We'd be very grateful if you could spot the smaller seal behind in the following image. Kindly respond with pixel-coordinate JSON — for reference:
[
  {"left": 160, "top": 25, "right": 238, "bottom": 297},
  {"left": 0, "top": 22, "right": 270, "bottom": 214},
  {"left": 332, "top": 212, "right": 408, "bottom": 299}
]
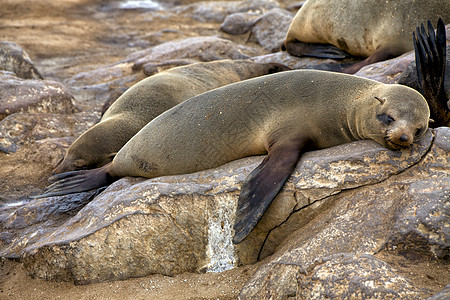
[{"left": 53, "top": 59, "right": 289, "bottom": 174}]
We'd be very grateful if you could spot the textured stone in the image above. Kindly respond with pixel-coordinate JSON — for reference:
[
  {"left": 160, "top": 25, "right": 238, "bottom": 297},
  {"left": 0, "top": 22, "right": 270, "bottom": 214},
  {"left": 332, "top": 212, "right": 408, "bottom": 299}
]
[
  {"left": 174, "top": 0, "right": 279, "bottom": 23},
  {"left": 0, "top": 112, "right": 99, "bottom": 153},
  {"left": 354, "top": 51, "right": 415, "bottom": 84},
  {"left": 0, "top": 41, "right": 43, "bottom": 80},
  {"left": 129, "top": 36, "right": 262, "bottom": 72},
  {"left": 238, "top": 128, "right": 449, "bottom": 299},
  {"left": 296, "top": 253, "right": 421, "bottom": 299},
  {"left": 0, "top": 73, "right": 77, "bottom": 120},
  {"left": 0, "top": 129, "right": 437, "bottom": 285},
  {"left": 426, "top": 285, "right": 450, "bottom": 300},
  {"left": 250, "top": 8, "right": 294, "bottom": 52},
  {"left": 220, "top": 12, "right": 261, "bottom": 35}
]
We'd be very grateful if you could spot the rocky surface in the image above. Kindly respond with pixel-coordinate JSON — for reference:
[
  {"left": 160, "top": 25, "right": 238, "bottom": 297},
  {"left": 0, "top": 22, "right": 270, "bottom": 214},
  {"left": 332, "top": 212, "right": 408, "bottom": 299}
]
[
  {"left": 239, "top": 127, "right": 449, "bottom": 299},
  {"left": 0, "top": 41, "right": 43, "bottom": 80},
  {"left": 0, "top": 130, "right": 435, "bottom": 284},
  {"left": 0, "top": 0, "right": 448, "bottom": 299}
]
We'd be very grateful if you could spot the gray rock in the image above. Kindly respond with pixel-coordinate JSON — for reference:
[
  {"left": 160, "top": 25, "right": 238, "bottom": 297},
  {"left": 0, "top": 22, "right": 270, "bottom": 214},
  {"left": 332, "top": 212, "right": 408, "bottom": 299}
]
[
  {"left": 296, "top": 253, "right": 421, "bottom": 299},
  {"left": 220, "top": 12, "right": 261, "bottom": 35},
  {"left": 220, "top": 8, "right": 294, "bottom": 53},
  {"left": 354, "top": 51, "right": 415, "bottom": 84},
  {"left": 252, "top": 51, "right": 352, "bottom": 71},
  {"left": 0, "top": 73, "right": 77, "bottom": 121},
  {"left": 238, "top": 128, "right": 449, "bottom": 299},
  {"left": 0, "top": 128, "right": 439, "bottom": 285},
  {"left": 174, "top": 0, "right": 280, "bottom": 23},
  {"left": 250, "top": 8, "right": 294, "bottom": 52},
  {"left": 0, "top": 41, "right": 43, "bottom": 80},
  {"left": 426, "top": 285, "right": 450, "bottom": 300},
  {"left": 128, "top": 36, "right": 262, "bottom": 71},
  {"left": 0, "top": 112, "right": 99, "bottom": 154},
  {"left": 0, "top": 137, "right": 75, "bottom": 201}
]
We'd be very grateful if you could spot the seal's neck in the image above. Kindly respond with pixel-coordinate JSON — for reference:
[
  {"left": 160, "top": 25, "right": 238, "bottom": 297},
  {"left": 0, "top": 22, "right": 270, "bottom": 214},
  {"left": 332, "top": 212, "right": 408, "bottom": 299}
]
[{"left": 347, "top": 87, "right": 378, "bottom": 141}]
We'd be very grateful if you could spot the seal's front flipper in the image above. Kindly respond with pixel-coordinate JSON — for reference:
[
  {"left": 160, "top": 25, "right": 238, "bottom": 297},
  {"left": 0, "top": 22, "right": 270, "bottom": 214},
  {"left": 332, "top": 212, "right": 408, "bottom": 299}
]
[
  {"left": 284, "top": 41, "right": 350, "bottom": 59},
  {"left": 414, "top": 18, "right": 449, "bottom": 126},
  {"left": 31, "top": 164, "right": 115, "bottom": 199},
  {"left": 233, "top": 136, "right": 313, "bottom": 244}
]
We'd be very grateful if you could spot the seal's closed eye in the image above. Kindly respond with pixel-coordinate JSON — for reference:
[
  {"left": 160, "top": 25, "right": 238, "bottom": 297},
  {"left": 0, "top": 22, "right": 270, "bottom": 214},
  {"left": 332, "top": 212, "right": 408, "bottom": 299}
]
[
  {"left": 415, "top": 128, "right": 424, "bottom": 137},
  {"left": 377, "top": 113, "right": 395, "bottom": 125}
]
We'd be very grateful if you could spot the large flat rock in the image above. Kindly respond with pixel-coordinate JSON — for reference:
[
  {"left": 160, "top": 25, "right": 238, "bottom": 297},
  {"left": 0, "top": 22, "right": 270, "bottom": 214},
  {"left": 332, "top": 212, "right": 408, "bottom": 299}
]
[{"left": 0, "top": 128, "right": 439, "bottom": 285}]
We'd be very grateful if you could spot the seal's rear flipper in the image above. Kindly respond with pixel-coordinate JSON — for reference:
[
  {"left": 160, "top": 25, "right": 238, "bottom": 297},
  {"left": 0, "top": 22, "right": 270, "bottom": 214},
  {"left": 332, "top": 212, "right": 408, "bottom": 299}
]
[
  {"left": 284, "top": 41, "right": 350, "bottom": 59},
  {"left": 232, "top": 136, "right": 313, "bottom": 244},
  {"left": 31, "top": 164, "right": 114, "bottom": 199},
  {"left": 414, "top": 17, "right": 450, "bottom": 126},
  {"left": 341, "top": 47, "right": 403, "bottom": 74}
]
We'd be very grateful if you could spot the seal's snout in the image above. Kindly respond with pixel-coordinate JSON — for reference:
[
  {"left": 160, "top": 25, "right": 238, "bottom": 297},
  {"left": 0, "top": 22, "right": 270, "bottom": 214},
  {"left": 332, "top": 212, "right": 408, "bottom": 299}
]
[
  {"left": 399, "top": 134, "right": 410, "bottom": 143},
  {"left": 394, "top": 132, "right": 413, "bottom": 147},
  {"left": 385, "top": 128, "right": 414, "bottom": 149}
]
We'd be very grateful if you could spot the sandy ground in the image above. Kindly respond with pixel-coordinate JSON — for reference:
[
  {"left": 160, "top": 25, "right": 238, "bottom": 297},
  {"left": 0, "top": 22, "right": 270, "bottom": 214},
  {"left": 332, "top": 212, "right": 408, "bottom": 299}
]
[{"left": 0, "top": 258, "right": 261, "bottom": 300}]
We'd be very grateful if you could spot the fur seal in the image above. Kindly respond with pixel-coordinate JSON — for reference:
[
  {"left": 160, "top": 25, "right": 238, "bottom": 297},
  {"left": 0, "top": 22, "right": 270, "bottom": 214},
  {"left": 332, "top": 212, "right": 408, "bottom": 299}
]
[
  {"left": 37, "top": 70, "right": 430, "bottom": 244},
  {"left": 53, "top": 59, "right": 288, "bottom": 174},
  {"left": 284, "top": 0, "right": 450, "bottom": 73}
]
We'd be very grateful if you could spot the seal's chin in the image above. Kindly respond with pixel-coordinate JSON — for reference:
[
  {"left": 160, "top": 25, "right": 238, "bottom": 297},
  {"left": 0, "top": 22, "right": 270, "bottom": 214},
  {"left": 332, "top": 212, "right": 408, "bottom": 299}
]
[
  {"left": 384, "top": 139, "right": 404, "bottom": 150},
  {"left": 383, "top": 135, "right": 412, "bottom": 150}
]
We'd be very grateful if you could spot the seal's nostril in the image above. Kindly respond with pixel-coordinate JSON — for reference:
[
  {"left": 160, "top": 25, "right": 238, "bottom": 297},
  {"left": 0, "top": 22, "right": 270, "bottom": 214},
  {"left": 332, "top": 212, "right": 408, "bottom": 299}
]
[{"left": 400, "top": 134, "right": 409, "bottom": 142}]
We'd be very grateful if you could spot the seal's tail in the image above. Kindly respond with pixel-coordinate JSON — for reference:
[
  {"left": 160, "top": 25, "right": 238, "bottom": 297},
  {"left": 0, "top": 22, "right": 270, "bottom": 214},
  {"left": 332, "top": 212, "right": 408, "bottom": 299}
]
[{"left": 32, "top": 164, "right": 114, "bottom": 198}]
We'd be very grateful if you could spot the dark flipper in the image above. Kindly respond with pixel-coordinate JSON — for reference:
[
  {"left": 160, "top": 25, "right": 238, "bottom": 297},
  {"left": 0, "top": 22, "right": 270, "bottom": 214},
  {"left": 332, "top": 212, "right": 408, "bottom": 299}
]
[
  {"left": 31, "top": 164, "right": 115, "bottom": 198},
  {"left": 414, "top": 18, "right": 450, "bottom": 126},
  {"left": 233, "top": 136, "right": 313, "bottom": 244},
  {"left": 341, "top": 47, "right": 402, "bottom": 74},
  {"left": 284, "top": 41, "right": 350, "bottom": 59}
]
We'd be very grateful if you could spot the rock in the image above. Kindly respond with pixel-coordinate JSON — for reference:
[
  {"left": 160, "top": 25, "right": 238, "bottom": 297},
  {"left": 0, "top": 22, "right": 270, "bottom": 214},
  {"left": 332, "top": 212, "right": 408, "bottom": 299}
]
[
  {"left": 0, "top": 73, "right": 77, "bottom": 121},
  {"left": 220, "top": 8, "right": 294, "bottom": 53},
  {"left": 0, "top": 41, "right": 43, "bottom": 80},
  {"left": 0, "top": 128, "right": 440, "bottom": 285},
  {"left": 250, "top": 8, "right": 294, "bottom": 52},
  {"left": 383, "top": 127, "right": 450, "bottom": 260},
  {"left": 238, "top": 128, "right": 449, "bottom": 299},
  {"left": 354, "top": 51, "right": 415, "bottom": 84},
  {"left": 427, "top": 285, "right": 450, "bottom": 300},
  {"left": 252, "top": 51, "right": 347, "bottom": 70},
  {"left": 0, "top": 137, "right": 75, "bottom": 201},
  {"left": 296, "top": 254, "right": 421, "bottom": 299},
  {"left": 220, "top": 12, "right": 261, "bottom": 35},
  {"left": 174, "top": 0, "right": 280, "bottom": 23},
  {"left": 0, "top": 112, "right": 99, "bottom": 200},
  {"left": 128, "top": 36, "right": 263, "bottom": 72},
  {"left": 0, "top": 112, "right": 99, "bottom": 154}
]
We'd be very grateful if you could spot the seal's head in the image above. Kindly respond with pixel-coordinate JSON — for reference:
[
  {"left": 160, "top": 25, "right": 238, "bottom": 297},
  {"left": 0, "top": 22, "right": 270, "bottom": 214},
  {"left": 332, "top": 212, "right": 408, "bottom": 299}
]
[{"left": 364, "top": 85, "right": 430, "bottom": 150}]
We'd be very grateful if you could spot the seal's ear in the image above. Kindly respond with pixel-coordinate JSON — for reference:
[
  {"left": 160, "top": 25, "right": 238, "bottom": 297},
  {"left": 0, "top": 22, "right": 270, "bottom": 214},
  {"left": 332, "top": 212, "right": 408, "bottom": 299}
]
[
  {"left": 374, "top": 97, "right": 386, "bottom": 104},
  {"left": 107, "top": 152, "right": 118, "bottom": 159}
]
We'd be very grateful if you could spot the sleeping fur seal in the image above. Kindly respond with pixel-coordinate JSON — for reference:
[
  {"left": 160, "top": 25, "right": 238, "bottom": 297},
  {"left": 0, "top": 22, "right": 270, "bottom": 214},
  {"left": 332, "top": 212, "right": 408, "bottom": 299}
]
[
  {"left": 36, "top": 70, "right": 430, "bottom": 244},
  {"left": 284, "top": 0, "right": 450, "bottom": 73},
  {"left": 53, "top": 59, "right": 288, "bottom": 174}
]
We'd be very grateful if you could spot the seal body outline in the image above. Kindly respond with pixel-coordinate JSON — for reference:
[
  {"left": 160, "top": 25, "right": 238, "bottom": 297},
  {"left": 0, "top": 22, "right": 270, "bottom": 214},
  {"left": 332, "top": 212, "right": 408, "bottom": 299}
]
[{"left": 38, "top": 70, "right": 430, "bottom": 243}]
